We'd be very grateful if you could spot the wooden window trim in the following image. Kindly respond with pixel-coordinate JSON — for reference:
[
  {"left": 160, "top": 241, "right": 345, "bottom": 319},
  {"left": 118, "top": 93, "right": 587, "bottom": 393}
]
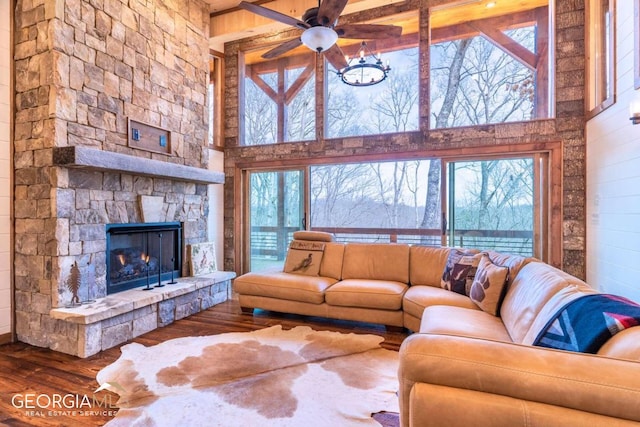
[
  {"left": 210, "top": 49, "right": 224, "bottom": 151},
  {"left": 586, "top": 0, "right": 616, "bottom": 119}
]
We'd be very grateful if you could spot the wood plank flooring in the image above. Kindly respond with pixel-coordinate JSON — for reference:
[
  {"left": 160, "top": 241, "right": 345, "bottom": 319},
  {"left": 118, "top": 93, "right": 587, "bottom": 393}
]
[{"left": 0, "top": 298, "right": 409, "bottom": 426}]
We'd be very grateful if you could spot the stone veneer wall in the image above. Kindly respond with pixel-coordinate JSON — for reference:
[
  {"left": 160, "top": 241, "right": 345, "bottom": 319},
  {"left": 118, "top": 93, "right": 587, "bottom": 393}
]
[
  {"left": 13, "top": 0, "right": 212, "bottom": 351},
  {"left": 222, "top": 0, "right": 587, "bottom": 279}
]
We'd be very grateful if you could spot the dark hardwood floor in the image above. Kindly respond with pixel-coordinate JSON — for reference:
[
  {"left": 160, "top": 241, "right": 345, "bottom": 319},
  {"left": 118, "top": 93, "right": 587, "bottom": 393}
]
[{"left": 0, "top": 297, "right": 409, "bottom": 426}]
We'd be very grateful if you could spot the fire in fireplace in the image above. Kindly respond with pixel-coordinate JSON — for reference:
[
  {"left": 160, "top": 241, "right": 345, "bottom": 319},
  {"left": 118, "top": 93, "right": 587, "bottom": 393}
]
[{"left": 106, "top": 222, "right": 182, "bottom": 294}]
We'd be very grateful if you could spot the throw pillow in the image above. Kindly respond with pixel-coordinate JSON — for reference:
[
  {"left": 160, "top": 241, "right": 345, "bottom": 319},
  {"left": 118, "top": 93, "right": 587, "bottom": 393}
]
[
  {"left": 441, "top": 249, "right": 481, "bottom": 295},
  {"left": 469, "top": 254, "right": 509, "bottom": 316},
  {"left": 283, "top": 240, "right": 325, "bottom": 276}
]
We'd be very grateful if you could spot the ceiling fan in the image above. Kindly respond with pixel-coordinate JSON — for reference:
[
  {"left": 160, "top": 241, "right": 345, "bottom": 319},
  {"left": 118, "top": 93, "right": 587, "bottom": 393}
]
[{"left": 238, "top": 0, "right": 403, "bottom": 70}]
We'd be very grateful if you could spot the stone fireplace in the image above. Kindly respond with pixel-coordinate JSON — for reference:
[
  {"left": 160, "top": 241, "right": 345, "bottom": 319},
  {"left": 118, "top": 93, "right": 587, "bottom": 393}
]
[{"left": 13, "top": 0, "right": 235, "bottom": 357}]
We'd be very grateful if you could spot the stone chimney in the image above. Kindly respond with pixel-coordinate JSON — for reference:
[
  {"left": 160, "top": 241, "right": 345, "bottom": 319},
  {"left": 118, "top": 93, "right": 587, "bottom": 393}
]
[{"left": 13, "top": 0, "right": 217, "bottom": 354}]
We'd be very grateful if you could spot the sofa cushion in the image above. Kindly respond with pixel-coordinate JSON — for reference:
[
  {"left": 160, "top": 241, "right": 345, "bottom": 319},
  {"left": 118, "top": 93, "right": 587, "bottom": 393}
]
[
  {"left": 403, "top": 285, "right": 479, "bottom": 320},
  {"left": 500, "top": 262, "right": 594, "bottom": 344},
  {"left": 598, "top": 327, "right": 640, "bottom": 361},
  {"left": 283, "top": 240, "right": 325, "bottom": 276},
  {"left": 469, "top": 254, "right": 509, "bottom": 316},
  {"left": 420, "top": 305, "right": 512, "bottom": 342},
  {"left": 233, "top": 271, "right": 337, "bottom": 304},
  {"left": 319, "top": 242, "right": 345, "bottom": 280},
  {"left": 409, "top": 246, "right": 451, "bottom": 287},
  {"left": 341, "top": 243, "right": 410, "bottom": 283},
  {"left": 441, "top": 249, "right": 481, "bottom": 293},
  {"left": 325, "top": 279, "right": 408, "bottom": 310}
]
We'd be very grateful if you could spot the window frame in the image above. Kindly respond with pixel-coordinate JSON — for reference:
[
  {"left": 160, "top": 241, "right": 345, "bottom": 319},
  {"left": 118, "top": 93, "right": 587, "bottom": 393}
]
[
  {"left": 236, "top": 142, "right": 563, "bottom": 272},
  {"left": 428, "top": 5, "right": 551, "bottom": 128},
  {"left": 209, "top": 50, "right": 224, "bottom": 150},
  {"left": 586, "top": 0, "right": 616, "bottom": 118},
  {"left": 240, "top": 51, "right": 317, "bottom": 146}
]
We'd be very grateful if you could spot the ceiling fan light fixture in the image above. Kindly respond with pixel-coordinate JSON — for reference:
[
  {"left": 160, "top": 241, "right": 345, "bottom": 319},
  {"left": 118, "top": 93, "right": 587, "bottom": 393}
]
[{"left": 301, "top": 26, "right": 338, "bottom": 53}]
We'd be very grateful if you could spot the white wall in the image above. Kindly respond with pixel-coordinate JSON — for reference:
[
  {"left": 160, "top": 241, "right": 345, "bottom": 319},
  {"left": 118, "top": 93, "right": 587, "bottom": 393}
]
[
  {"left": 586, "top": 0, "right": 640, "bottom": 302},
  {"left": 208, "top": 149, "right": 224, "bottom": 270},
  {"left": 0, "top": 0, "right": 12, "bottom": 335}
]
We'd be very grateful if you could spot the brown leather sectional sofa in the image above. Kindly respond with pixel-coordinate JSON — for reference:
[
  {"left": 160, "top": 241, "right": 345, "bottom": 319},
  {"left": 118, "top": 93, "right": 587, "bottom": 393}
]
[{"left": 234, "top": 231, "right": 640, "bottom": 426}]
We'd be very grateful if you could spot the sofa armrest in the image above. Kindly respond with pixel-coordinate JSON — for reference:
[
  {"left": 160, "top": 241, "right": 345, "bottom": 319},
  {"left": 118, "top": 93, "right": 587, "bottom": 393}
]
[{"left": 398, "top": 333, "right": 640, "bottom": 426}]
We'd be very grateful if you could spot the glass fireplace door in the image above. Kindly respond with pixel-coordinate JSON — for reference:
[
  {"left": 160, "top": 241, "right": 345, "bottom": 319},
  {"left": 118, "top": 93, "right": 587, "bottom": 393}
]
[{"left": 106, "top": 222, "right": 182, "bottom": 294}]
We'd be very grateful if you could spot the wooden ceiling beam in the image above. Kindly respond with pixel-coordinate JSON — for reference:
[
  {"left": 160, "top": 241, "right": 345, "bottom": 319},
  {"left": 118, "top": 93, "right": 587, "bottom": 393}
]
[
  {"left": 430, "top": 7, "right": 546, "bottom": 46},
  {"left": 285, "top": 63, "right": 315, "bottom": 104},
  {"left": 469, "top": 21, "right": 538, "bottom": 70}
]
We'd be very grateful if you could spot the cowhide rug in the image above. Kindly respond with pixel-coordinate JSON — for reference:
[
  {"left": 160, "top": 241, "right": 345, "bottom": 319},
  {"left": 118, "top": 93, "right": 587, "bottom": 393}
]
[{"left": 96, "top": 325, "right": 400, "bottom": 426}]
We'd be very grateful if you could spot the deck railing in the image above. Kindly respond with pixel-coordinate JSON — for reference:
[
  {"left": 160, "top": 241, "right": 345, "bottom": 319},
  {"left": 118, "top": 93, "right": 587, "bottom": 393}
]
[{"left": 250, "top": 226, "right": 534, "bottom": 259}]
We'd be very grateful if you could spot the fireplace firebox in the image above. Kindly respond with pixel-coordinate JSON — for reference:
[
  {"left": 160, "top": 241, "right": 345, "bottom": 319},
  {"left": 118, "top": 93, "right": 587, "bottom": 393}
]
[{"left": 106, "top": 222, "right": 183, "bottom": 294}]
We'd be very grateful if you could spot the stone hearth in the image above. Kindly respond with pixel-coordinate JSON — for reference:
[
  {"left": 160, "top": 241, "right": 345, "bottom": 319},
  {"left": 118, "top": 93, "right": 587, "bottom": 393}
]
[{"left": 50, "top": 271, "right": 235, "bottom": 357}]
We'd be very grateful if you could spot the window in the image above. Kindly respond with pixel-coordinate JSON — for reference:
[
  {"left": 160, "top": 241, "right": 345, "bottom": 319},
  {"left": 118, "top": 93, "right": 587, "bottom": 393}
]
[
  {"left": 209, "top": 51, "right": 224, "bottom": 149},
  {"left": 429, "top": 2, "right": 551, "bottom": 128},
  {"left": 325, "top": 45, "right": 419, "bottom": 138},
  {"left": 310, "top": 160, "right": 440, "bottom": 245},
  {"left": 324, "top": 12, "right": 420, "bottom": 138},
  {"left": 309, "top": 156, "right": 543, "bottom": 257},
  {"left": 445, "top": 158, "right": 536, "bottom": 256},
  {"left": 246, "top": 169, "right": 305, "bottom": 271},
  {"left": 586, "top": 0, "right": 615, "bottom": 116},
  {"left": 241, "top": 147, "right": 558, "bottom": 273},
  {"left": 242, "top": 50, "right": 316, "bottom": 145}
]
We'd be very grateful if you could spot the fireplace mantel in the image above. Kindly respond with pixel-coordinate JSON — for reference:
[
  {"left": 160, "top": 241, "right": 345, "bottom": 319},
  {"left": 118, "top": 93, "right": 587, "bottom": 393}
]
[{"left": 53, "top": 146, "right": 225, "bottom": 185}]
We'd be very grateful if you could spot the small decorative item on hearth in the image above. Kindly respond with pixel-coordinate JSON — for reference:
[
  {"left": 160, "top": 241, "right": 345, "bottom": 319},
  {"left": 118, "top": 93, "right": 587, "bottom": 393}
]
[
  {"left": 65, "top": 261, "right": 82, "bottom": 307},
  {"left": 65, "top": 258, "right": 97, "bottom": 307}
]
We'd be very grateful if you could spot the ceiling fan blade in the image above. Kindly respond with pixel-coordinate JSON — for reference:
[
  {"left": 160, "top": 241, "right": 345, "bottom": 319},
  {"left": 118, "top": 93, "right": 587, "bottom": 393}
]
[
  {"left": 323, "top": 44, "right": 348, "bottom": 70},
  {"left": 238, "top": 1, "right": 309, "bottom": 29},
  {"left": 317, "top": 0, "right": 348, "bottom": 26},
  {"left": 335, "top": 24, "right": 403, "bottom": 40},
  {"left": 261, "top": 38, "right": 303, "bottom": 59}
]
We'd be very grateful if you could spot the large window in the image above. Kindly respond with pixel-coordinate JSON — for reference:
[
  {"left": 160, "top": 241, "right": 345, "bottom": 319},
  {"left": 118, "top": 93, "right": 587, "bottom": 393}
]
[
  {"left": 429, "top": 2, "right": 551, "bottom": 127},
  {"left": 445, "top": 158, "right": 536, "bottom": 255},
  {"left": 243, "top": 51, "right": 316, "bottom": 145},
  {"left": 242, "top": 150, "right": 554, "bottom": 273},
  {"left": 325, "top": 45, "right": 419, "bottom": 138},
  {"left": 309, "top": 157, "right": 539, "bottom": 256},
  {"left": 310, "top": 160, "right": 440, "bottom": 245},
  {"left": 247, "top": 170, "right": 304, "bottom": 271},
  {"left": 586, "top": 0, "right": 615, "bottom": 116}
]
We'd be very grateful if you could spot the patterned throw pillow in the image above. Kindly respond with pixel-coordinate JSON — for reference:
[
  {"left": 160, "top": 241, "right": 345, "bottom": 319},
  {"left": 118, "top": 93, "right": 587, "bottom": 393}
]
[
  {"left": 441, "top": 249, "right": 481, "bottom": 295},
  {"left": 469, "top": 254, "right": 510, "bottom": 316},
  {"left": 283, "top": 240, "right": 325, "bottom": 276}
]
